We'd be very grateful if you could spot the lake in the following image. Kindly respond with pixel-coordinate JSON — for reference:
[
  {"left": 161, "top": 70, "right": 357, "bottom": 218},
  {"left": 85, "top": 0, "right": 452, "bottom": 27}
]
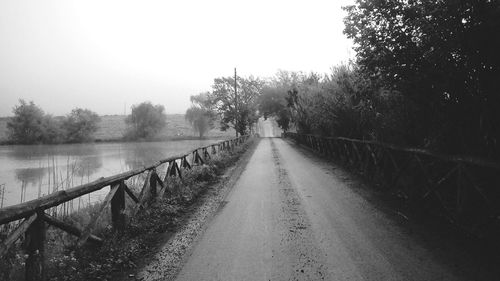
[{"left": 0, "top": 140, "right": 219, "bottom": 208}]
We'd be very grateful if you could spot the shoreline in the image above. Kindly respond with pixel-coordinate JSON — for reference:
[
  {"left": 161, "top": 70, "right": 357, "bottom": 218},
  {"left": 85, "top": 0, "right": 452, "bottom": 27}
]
[{"left": 0, "top": 135, "right": 233, "bottom": 146}]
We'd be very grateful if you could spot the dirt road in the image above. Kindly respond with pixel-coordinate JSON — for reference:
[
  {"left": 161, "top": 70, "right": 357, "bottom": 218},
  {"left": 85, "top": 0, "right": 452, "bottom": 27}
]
[{"left": 174, "top": 137, "right": 479, "bottom": 281}]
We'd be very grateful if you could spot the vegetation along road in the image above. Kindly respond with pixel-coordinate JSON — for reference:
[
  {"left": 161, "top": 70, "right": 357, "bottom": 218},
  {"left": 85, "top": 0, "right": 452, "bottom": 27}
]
[{"left": 163, "top": 122, "right": 497, "bottom": 281}]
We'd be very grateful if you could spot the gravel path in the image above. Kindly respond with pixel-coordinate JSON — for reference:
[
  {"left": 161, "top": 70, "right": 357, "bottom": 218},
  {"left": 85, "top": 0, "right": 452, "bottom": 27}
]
[{"left": 172, "top": 138, "right": 496, "bottom": 281}]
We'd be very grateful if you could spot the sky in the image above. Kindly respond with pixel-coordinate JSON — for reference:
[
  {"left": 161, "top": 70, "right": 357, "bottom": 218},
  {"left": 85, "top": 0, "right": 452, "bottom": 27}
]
[{"left": 0, "top": 0, "right": 354, "bottom": 117}]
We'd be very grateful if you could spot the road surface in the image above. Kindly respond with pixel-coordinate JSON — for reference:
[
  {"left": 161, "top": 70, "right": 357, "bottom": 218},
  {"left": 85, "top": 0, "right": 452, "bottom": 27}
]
[
  {"left": 174, "top": 137, "right": 474, "bottom": 281},
  {"left": 257, "top": 118, "right": 280, "bottom": 138}
]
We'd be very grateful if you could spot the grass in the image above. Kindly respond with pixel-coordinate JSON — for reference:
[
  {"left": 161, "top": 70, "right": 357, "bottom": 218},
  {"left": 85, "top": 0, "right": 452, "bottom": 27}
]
[
  {"left": 0, "top": 138, "right": 254, "bottom": 281},
  {"left": 0, "top": 114, "right": 235, "bottom": 142}
]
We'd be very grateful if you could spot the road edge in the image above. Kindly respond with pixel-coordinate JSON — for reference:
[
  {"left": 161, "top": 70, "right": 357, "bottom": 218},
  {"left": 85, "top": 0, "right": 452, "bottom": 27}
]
[{"left": 133, "top": 138, "right": 261, "bottom": 281}]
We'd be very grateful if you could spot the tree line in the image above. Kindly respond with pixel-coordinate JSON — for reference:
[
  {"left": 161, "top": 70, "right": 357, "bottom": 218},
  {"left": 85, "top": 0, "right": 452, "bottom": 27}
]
[
  {"left": 188, "top": 1, "right": 499, "bottom": 160},
  {"left": 257, "top": 0, "right": 500, "bottom": 159},
  {"left": 189, "top": 1, "right": 499, "bottom": 159},
  {"left": 6, "top": 100, "right": 101, "bottom": 144},
  {"left": 5, "top": 100, "right": 167, "bottom": 144}
]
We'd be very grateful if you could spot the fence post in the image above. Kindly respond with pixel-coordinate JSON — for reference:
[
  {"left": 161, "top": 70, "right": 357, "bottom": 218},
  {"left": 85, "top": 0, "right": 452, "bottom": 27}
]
[
  {"left": 111, "top": 181, "right": 126, "bottom": 231},
  {"left": 203, "top": 148, "right": 210, "bottom": 161},
  {"left": 25, "top": 212, "right": 45, "bottom": 281},
  {"left": 194, "top": 151, "right": 204, "bottom": 165},
  {"left": 150, "top": 170, "right": 157, "bottom": 198},
  {"left": 182, "top": 156, "right": 191, "bottom": 169}
]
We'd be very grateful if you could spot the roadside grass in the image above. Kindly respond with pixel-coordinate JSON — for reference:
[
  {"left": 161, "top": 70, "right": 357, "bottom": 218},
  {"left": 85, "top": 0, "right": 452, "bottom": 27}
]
[{"left": 0, "top": 138, "right": 254, "bottom": 281}]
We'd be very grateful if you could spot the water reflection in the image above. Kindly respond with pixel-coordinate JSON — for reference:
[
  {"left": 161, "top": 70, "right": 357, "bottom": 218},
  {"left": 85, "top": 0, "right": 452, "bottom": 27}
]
[
  {"left": 15, "top": 167, "right": 48, "bottom": 203},
  {"left": 123, "top": 143, "right": 170, "bottom": 170},
  {"left": 7, "top": 143, "right": 99, "bottom": 160},
  {"left": 73, "top": 156, "right": 103, "bottom": 177},
  {"left": 0, "top": 140, "right": 217, "bottom": 207},
  {"left": 15, "top": 167, "right": 47, "bottom": 185}
]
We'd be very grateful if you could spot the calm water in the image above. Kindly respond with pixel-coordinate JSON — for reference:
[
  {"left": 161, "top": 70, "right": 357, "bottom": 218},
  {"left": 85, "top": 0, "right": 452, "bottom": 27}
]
[{"left": 0, "top": 140, "right": 218, "bottom": 208}]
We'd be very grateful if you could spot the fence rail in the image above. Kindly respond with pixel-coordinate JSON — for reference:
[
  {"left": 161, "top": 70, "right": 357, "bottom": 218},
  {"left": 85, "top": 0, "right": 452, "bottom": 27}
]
[
  {"left": 285, "top": 132, "right": 500, "bottom": 238},
  {"left": 0, "top": 135, "right": 250, "bottom": 281}
]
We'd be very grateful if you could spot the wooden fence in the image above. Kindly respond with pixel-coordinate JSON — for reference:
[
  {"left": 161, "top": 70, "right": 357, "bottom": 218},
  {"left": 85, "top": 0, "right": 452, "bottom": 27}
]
[
  {"left": 285, "top": 132, "right": 500, "bottom": 238},
  {"left": 0, "top": 135, "right": 250, "bottom": 281}
]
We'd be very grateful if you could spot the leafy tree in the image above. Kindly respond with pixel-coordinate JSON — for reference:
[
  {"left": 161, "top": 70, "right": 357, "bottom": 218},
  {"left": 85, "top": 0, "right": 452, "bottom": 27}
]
[
  {"left": 185, "top": 93, "right": 215, "bottom": 138},
  {"left": 7, "top": 100, "right": 45, "bottom": 144},
  {"left": 209, "top": 76, "right": 263, "bottom": 136},
  {"left": 62, "top": 108, "right": 101, "bottom": 143},
  {"left": 6, "top": 100, "right": 62, "bottom": 144},
  {"left": 261, "top": 64, "right": 402, "bottom": 143},
  {"left": 343, "top": 0, "right": 500, "bottom": 155},
  {"left": 124, "top": 102, "right": 167, "bottom": 140},
  {"left": 190, "top": 91, "right": 214, "bottom": 110},
  {"left": 41, "top": 115, "right": 64, "bottom": 144}
]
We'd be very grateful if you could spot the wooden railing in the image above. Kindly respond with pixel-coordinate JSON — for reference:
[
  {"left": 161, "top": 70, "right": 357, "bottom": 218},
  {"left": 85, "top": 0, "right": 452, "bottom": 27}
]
[
  {"left": 285, "top": 132, "right": 500, "bottom": 237},
  {"left": 0, "top": 135, "right": 250, "bottom": 281}
]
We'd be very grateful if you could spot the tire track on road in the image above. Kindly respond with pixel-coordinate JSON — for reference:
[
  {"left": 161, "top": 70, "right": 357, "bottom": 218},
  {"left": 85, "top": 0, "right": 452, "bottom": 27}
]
[{"left": 270, "top": 138, "right": 328, "bottom": 280}]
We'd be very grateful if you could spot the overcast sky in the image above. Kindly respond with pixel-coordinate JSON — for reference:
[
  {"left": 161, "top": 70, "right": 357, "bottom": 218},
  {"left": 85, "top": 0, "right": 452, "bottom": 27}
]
[{"left": 0, "top": 0, "right": 354, "bottom": 117}]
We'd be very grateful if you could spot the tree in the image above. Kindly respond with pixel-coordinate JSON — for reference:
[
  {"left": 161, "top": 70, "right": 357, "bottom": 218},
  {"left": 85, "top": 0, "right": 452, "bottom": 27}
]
[
  {"left": 260, "top": 65, "right": 385, "bottom": 141},
  {"left": 185, "top": 93, "right": 215, "bottom": 138},
  {"left": 258, "top": 86, "right": 291, "bottom": 131},
  {"left": 343, "top": 0, "right": 500, "bottom": 155},
  {"left": 6, "top": 100, "right": 62, "bottom": 144},
  {"left": 185, "top": 107, "right": 213, "bottom": 138},
  {"left": 263, "top": 71, "right": 323, "bottom": 134},
  {"left": 124, "top": 102, "right": 167, "bottom": 140},
  {"left": 41, "top": 114, "right": 64, "bottom": 144},
  {"left": 62, "top": 108, "right": 100, "bottom": 143},
  {"left": 209, "top": 76, "right": 263, "bottom": 136}
]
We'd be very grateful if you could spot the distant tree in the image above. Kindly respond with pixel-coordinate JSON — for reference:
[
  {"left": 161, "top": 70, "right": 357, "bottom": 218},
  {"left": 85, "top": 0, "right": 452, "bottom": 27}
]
[
  {"left": 190, "top": 91, "right": 213, "bottom": 110},
  {"left": 41, "top": 115, "right": 64, "bottom": 144},
  {"left": 7, "top": 100, "right": 45, "bottom": 144},
  {"left": 62, "top": 108, "right": 100, "bottom": 143},
  {"left": 209, "top": 76, "right": 263, "bottom": 136},
  {"left": 258, "top": 86, "right": 291, "bottom": 131},
  {"left": 185, "top": 107, "right": 213, "bottom": 138},
  {"left": 124, "top": 102, "right": 166, "bottom": 140},
  {"left": 7, "top": 100, "right": 62, "bottom": 144},
  {"left": 185, "top": 93, "right": 215, "bottom": 138}
]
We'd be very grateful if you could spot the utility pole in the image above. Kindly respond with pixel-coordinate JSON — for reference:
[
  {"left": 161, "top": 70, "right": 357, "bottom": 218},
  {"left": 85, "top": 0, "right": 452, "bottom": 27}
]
[{"left": 234, "top": 67, "right": 238, "bottom": 137}]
